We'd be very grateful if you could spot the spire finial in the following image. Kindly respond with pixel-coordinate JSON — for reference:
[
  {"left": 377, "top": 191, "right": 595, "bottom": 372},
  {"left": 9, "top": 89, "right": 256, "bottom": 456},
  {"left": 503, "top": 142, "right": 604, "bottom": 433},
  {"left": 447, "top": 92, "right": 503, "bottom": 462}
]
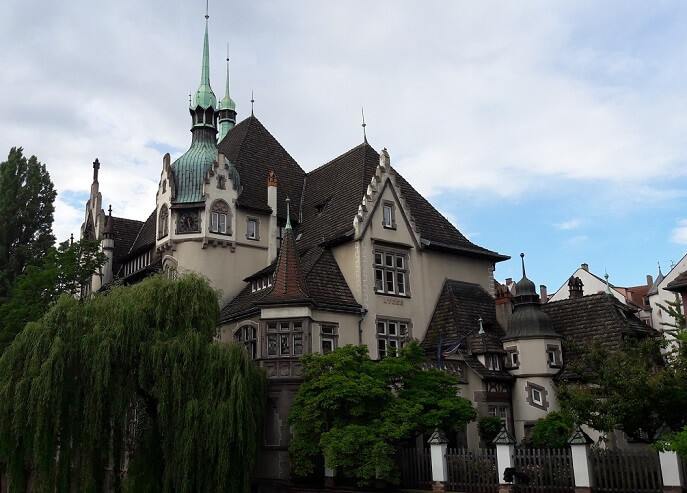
[
  {"left": 520, "top": 253, "right": 526, "bottom": 278},
  {"left": 92, "top": 158, "right": 100, "bottom": 182},
  {"left": 478, "top": 316, "right": 485, "bottom": 335},
  {"left": 108, "top": 204, "right": 112, "bottom": 217},
  {"left": 285, "top": 197, "right": 292, "bottom": 230},
  {"left": 205, "top": 0, "right": 209, "bottom": 19},
  {"left": 604, "top": 270, "right": 612, "bottom": 295},
  {"left": 70, "top": 233, "right": 74, "bottom": 245},
  {"left": 658, "top": 261, "right": 663, "bottom": 276},
  {"left": 190, "top": 4, "right": 216, "bottom": 113},
  {"left": 251, "top": 90, "right": 255, "bottom": 116},
  {"left": 361, "top": 107, "right": 367, "bottom": 143}
]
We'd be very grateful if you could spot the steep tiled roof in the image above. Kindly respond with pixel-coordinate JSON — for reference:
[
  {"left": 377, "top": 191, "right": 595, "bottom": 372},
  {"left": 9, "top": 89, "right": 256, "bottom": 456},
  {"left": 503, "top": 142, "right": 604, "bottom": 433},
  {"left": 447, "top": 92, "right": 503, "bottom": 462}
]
[
  {"left": 218, "top": 116, "right": 305, "bottom": 221},
  {"left": 421, "top": 279, "right": 503, "bottom": 354},
  {"left": 109, "top": 216, "right": 144, "bottom": 276},
  {"left": 260, "top": 226, "right": 310, "bottom": 306},
  {"left": 299, "top": 142, "right": 506, "bottom": 260},
  {"left": 128, "top": 210, "right": 156, "bottom": 255},
  {"left": 220, "top": 246, "right": 360, "bottom": 323},
  {"left": 541, "top": 293, "right": 656, "bottom": 377},
  {"left": 666, "top": 270, "right": 687, "bottom": 292}
]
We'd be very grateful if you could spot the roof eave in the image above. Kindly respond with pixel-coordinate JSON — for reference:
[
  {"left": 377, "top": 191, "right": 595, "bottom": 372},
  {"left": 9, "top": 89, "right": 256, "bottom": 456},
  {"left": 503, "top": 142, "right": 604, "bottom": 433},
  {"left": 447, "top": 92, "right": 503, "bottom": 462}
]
[{"left": 420, "top": 238, "right": 510, "bottom": 262}]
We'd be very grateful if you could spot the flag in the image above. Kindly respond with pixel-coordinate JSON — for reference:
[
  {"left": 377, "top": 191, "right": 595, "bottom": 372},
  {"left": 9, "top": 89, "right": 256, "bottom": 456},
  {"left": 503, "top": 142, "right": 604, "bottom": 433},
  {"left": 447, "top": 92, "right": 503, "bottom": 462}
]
[{"left": 442, "top": 332, "right": 470, "bottom": 358}]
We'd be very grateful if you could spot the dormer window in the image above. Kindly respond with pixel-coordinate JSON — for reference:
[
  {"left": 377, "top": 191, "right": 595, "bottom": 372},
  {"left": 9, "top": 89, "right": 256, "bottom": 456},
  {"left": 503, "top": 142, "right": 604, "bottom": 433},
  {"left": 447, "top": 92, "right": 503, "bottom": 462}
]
[{"left": 486, "top": 354, "right": 502, "bottom": 370}]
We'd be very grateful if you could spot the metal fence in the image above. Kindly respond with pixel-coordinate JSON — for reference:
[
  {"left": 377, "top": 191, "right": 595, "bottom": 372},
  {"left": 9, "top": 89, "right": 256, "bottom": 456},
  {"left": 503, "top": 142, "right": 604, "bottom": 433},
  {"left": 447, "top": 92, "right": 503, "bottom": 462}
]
[
  {"left": 591, "top": 448, "right": 663, "bottom": 493},
  {"left": 512, "top": 448, "right": 575, "bottom": 493},
  {"left": 446, "top": 447, "right": 498, "bottom": 493}
]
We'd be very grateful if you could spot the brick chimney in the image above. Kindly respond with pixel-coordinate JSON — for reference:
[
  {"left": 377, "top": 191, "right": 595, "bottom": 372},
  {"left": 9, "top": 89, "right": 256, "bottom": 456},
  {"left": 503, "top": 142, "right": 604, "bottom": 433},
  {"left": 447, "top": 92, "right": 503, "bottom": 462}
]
[
  {"left": 581, "top": 263, "right": 589, "bottom": 272},
  {"left": 646, "top": 274, "right": 653, "bottom": 287},
  {"left": 540, "top": 285, "right": 548, "bottom": 302},
  {"left": 568, "top": 276, "right": 584, "bottom": 299},
  {"left": 494, "top": 282, "right": 513, "bottom": 331}
]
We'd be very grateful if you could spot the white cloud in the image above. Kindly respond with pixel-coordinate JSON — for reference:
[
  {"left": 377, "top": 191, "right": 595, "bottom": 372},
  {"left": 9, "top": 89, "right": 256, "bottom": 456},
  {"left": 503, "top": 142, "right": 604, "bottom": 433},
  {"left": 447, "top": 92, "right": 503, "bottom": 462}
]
[
  {"left": 671, "top": 219, "right": 687, "bottom": 245},
  {"left": 554, "top": 219, "right": 582, "bottom": 231}
]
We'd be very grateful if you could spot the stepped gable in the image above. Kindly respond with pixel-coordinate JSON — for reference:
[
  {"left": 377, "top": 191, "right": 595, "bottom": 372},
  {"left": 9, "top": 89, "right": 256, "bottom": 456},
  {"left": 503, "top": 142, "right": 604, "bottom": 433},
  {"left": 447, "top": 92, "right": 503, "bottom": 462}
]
[
  {"left": 109, "top": 216, "right": 144, "bottom": 276},
  {"left": 220, "top": 246, "right": 360, "bottom": 323},
  {"left": 299, "top": 141, "right": 506, "bottom": 261},
  {"left": 541, "top": 293, "right": 656, "bottom": 377},
  {"left": 421, "top": 279, "right": 503, "bottom": 353},
  {"left": 218, "top": 116, "right": 305, "bottom": 220}
]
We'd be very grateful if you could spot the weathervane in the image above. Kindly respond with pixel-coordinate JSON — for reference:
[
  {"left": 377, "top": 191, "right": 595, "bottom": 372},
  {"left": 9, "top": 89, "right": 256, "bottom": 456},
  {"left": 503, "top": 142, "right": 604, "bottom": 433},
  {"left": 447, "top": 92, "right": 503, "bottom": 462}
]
[
  {"left": 251, "top": 90, "right": 255, "bottom": 115},
  {"left": 361, "top": 107, "right": 367, "bottom": 143}
]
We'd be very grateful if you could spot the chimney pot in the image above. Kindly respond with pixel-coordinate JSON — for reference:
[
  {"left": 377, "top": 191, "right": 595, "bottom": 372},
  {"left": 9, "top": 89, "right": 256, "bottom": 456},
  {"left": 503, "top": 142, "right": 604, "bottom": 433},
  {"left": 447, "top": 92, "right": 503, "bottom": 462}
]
[
  {"left": 581, "top": 263, "right": 589, "bottom": 271},
  {"left": 540, "top": 285, "right": 548, "bottom": 302}
]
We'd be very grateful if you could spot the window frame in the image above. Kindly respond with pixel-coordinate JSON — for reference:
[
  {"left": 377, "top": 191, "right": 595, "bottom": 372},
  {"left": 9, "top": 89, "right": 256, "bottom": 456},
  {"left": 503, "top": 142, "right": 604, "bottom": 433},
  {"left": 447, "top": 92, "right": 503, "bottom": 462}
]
[
  {"left": 265, "top": 320, "right": 304, "bottom": 358},
  {"left": 320, "top": 324, "right": 338, "bottom": 354},
  {"left": 373, "top": 248, "right": 409, "bottom": 297},
  {"left": 236, "top": 325, "right": 257, "bottom": 359},
  {"left": 246, "top": 217, "right": 260, "bottom": 240},
  {"left": 158, "top": 204, "right": 169, "bottom": 239},
  {"left": 546, "top": 344, "right": 562, "bottom": 368},
  {"left": 376, "top": 318, "right": 410, "bottom": 358},
  {"left": 382, "top": 201, "right": 396, "bottom": 229}
]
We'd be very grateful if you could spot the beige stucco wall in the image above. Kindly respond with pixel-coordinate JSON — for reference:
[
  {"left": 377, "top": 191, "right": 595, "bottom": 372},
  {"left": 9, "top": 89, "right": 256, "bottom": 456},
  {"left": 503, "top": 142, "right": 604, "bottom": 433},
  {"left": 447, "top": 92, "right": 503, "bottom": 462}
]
[
  {"left": 650, "top": 253, "right": 687, "bottom": 330},
  {"left": 549, "top": 268, "right": 625, "bottom": 303},
  {"left": 507, "top": 338, "right": 562, "bottom": 377}
]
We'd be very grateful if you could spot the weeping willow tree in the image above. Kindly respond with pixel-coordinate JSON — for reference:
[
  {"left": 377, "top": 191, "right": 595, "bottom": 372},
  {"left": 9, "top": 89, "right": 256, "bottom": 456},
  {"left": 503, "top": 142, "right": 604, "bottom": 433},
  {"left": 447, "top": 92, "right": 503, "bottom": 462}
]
[{"left": 0, "top": 274, "right": 266, "bottom": 492}]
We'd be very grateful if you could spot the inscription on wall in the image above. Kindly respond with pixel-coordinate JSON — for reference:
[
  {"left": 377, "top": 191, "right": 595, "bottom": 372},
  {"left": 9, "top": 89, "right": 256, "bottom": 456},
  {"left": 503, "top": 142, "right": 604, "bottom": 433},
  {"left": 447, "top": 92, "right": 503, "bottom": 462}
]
[{"left": 383, "top": 297, "right": 404, "bottom": 306}]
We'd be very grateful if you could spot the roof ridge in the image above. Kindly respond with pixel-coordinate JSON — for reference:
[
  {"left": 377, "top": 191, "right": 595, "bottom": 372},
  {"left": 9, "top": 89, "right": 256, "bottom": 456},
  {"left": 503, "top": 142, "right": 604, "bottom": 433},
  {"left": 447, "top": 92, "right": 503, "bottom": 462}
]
[
  {"left": 237, "top": 116, "right": 305, "bottom": 174},
  {"left": 307, "top": 141, "right": 376, "bottom": 176}
]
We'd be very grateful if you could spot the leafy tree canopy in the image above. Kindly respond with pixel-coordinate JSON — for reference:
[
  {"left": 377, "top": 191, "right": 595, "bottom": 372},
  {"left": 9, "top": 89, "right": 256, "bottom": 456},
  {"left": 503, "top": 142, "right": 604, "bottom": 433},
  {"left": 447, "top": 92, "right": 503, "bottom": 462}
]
[
  {"left": 0, "top": 147, "right": 56, "bottom": 299},
  {"left": 0, "top": 274, "right": 266, "bottom": 492},
  {"left": 288, "top": 342, "right": 476, "bottom": 485},
  {"left": 527, "top": 411, "right": 575, "bottom": 449},
  {"left": 0, "top": 238, "right": 106, "bottom": 355},
  {"left": 477, "top": 416, "right": 503, "bottom": 448},
  {"left": 557, "top": 318, "right": 687, "bottom": 444}
]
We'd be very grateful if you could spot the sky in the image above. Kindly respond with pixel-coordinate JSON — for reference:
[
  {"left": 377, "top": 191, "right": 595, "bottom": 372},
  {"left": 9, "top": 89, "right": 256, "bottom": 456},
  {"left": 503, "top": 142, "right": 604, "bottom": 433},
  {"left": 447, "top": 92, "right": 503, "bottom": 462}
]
[{"left": 1, "top": 0, "right": 687, "bottom": 293}]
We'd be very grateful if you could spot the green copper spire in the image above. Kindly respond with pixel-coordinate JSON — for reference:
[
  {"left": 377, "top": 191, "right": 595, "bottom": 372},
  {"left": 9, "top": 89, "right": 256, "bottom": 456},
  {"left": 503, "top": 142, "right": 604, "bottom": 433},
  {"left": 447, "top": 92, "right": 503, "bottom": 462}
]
[
  {"left": 285, "top": 197, "right": 292, "bottom": 230},
  {"left": 191, "top": 12, "right": 217, "bottom": 113},
  {"left": 604, "top": 270, "right": 612, "bottom": 295},
  {"left": 218, "top": 44, "right": 237, "bottom": 142},
  {"left": 478, "top": 316, "right": 485, "bottom": 335}
]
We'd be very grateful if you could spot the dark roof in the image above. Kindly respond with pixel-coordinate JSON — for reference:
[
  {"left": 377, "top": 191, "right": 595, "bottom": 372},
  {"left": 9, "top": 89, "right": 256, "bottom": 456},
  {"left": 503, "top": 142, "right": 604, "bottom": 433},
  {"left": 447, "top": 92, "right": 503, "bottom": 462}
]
[
  {"left": 218, "top": 116, "right": 305, "bottom": 221},
  {"left": 421, "top": 279, "right": 504, "bottom": 354},
  {"left": 666, "top": 270, "right": 687, "bottom": 292},
  {"left": 109, "top": 216, "right": 144, "bottom": 276},
  {"left": 461, "top": 353, "right": 513, "bottom": 381},
  {"left": 541, "top": 293, "right": 657, "bottom": 377},
  {"left": 128, "top": 210, "right": 156, "bottom": 255},
  {"left": 298, "top": 142, "right": 506, "bottom": 261},
  {"left": 259, "top": 227, "right": 310, "bottom": 306},
  {"left": 220, "top": 246, "right": 360, "bottom": 323}
]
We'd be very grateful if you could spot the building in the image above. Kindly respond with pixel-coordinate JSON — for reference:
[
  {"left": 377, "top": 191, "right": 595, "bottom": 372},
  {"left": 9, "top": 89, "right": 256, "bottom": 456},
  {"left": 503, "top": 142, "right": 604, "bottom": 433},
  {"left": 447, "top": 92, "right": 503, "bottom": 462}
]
[{"left": 648, "top": 253, "right": 687, "bottom": 330}]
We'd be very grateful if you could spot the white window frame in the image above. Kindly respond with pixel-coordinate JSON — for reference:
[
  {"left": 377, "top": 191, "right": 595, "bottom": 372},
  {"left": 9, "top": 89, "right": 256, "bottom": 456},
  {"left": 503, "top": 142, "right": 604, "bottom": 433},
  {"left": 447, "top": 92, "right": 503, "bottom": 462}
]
[
  {"left": 531, "top": 388, "right": 543, "bottom": 406},
  {"left": 374, "top": 249, "right": 409, "bottom": 296},
  {"left": 320, "top": 324, "right": 338, "bottom": 354},
  {"left": 382, "top": 202, "right": 395, "bottom": 229},
  {"left": 236, "top": 325, "right": 257, "bottom": 359},
  {"left": 265, "top": 321, "right": 304, "bottom": 358},
  {"left": 376, "top": 319, "right": 410, "bottom": 358},
  {"left": 246, "top": 218, "right": 259, "bottom": 240}
]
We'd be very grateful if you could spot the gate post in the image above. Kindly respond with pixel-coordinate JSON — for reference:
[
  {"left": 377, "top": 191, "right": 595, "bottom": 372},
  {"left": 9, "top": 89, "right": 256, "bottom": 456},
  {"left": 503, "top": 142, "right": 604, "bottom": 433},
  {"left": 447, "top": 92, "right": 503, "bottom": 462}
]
[
  {"left": 428, "top": 428, "right": 448, "bottom": 493},
  {"left": 568, "top": 425, "right": 594, "bottom": 493},
  {"left": 659, "top": 450, "right": 685, "bottom": 493},
  {"left": 493, "top": 424, "right": 516, "bottom": 493},
  {"left": 323, "top": 464, "right": 335, "bottom": 488}
]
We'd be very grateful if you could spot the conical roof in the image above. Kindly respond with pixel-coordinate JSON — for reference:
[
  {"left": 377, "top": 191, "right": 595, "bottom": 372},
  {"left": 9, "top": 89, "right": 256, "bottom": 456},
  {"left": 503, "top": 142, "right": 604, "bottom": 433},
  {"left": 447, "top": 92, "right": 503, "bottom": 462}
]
[{"left": 191, "top": 15, "right": 217, "bottom": 112}]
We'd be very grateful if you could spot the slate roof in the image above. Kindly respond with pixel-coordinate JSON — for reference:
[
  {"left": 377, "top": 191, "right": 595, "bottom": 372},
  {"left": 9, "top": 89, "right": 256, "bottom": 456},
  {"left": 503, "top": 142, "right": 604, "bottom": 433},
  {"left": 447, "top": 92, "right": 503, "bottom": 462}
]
[
  {"left": 109, "top": 216, "right": 144, "bottom": 277},
  {"left": 171, "top": 128, "right": 218, "bottom": 204},
  {"left": 218, "top": 116, "right": 305, "bottom": 221},
  {"left": 666, "top": 270, "right": 687, "bottom": 292},
  {"left": 128, "top": 210, "right": 156, "bottom": 255},
  {"left": 421, "top": 280, "right": 505, "bottom": 355},
  {"left": 541, "top": 293, "right": 656, "bottom": 377},
  {"left": 259, "top": 226, "right": 310, "bottom": 306},
  {"left": 220, "top": 246, "right": 360, "bottom": 323},
  {"left": 298, "top": 142, "right": 506, "bottom": 261}
]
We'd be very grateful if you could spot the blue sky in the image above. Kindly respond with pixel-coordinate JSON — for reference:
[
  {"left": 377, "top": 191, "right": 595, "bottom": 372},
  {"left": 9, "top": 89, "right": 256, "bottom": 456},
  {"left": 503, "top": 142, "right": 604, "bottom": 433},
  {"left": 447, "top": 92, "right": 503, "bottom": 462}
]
[{"left": 1, "top": 1, "right": 686, "bottom": 292}]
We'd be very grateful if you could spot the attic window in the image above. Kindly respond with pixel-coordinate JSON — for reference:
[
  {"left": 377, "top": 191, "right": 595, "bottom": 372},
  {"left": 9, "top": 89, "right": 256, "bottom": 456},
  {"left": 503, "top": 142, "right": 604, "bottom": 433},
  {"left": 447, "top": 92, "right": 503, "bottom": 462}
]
[
  {"left": 486, "top": 354, "right": 502, "bottom": 370},
  {"left": 315, "top": 197, "right": 331, "bottom": 216},
  {"left": 382, "top": 202, "right": 395, "bottom": 229}
]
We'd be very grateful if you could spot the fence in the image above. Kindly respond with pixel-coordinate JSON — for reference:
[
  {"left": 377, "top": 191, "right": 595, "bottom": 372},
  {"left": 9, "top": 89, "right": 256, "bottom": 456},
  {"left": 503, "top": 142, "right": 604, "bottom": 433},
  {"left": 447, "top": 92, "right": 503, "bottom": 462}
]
[
  {"left": 511, "top": 447, "right": 574, "bottom": 493},
  {"left": 446, "top": 448, "right": 498, "bottom": 493},
  {"left": 398, "top": 447, "right": 432, "bottom": 490},
  {"left": 591, "top": 448, "right": 663, "bottom": 493}
]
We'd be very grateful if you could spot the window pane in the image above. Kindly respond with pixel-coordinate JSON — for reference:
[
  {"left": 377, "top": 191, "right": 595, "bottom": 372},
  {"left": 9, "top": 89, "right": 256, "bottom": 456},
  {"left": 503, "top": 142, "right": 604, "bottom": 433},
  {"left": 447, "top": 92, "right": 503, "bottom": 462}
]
[
  {"left": 397, "top": 272, "right": 405, "bottom": 294},
  {"left": 321, "top": 325, "right": 335, "bottom": 335},
  {"left": 293, "top": 323, "right": 302, "bottom": 332},
  {"left": 388, "top": 322, "right": 397, "bottom": 335},
  {"left": 374, "top": 252, "right": 383, "bottom": 265},
  {"left": 293, "top": 334, "right": 303, "bottom": 355},
  {"left": 386, "top": 270, "right": 394, "bottom": 293},
  {"left": 385, "top": 254, "right": 394, "bottom": 267},
  {"left": 378, "top": 339, "right": 386, "bottom": 358},
  {"left": 383, "top": 205, "right": 392, "bottom": 226},
  {"left": 322, "top": 338, "right": 333, "bottom": 354},
  {"left": 267, "top": 335, "right": 277, "bottom": 355},
  {"left": 377, "top": 322, "right": 386, "bottom": 334},
  {"left": 280, "top": 334, "right": 290, "bottom": 355},
  {"left": 375, "top": 269, "right": 383, "bottom": 291},
  {"left": 399, "top": 323, "right": 408, "bottom": 336},
  {"left": 279, "top": 322, "right": 290, "bottom": 332},
  {"left": 396, "top": 255, "right": 404, "bottom": 269},
  {"left": 267, "top": 323, "right": 277, "bottom": 332},
  {"left": 211, "top": 212, "right": 218, "bottom": 232},
  {"left": 219, "top": 213, "right": 227, "bottom": 233}
]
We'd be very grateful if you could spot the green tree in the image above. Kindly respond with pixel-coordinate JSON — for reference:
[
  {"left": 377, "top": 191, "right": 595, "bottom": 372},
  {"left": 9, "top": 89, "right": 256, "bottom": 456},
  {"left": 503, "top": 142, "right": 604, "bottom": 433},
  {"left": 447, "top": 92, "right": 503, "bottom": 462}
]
[
  {"left": 0, "top": 239, "right": 107, "bottom": 354},
  {"left": 556, "top": 335, "right": 687, "bottom": 443},
  {"left": 288, "top": 342, "right": 476, "bottom": 485},
  {"left": 527, "top": 411, "right": 575, "bottom": 449},
  {"left": 0, "top": 274, "right": 266, "bottom": 492},
  {"left": 477, "top": 416, "right": 503, "bottom": 448},
  {"left": 0, "top": 147, "right": 56, "bottom": 299}
]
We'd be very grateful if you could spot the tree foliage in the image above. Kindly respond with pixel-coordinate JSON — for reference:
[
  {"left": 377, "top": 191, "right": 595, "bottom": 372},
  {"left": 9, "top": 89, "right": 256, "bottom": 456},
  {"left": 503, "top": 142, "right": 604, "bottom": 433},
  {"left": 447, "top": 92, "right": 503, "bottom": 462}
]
[
  {"left": 557, "top": 333, "right": 687, "bottom": 444},
  {"left": 0, "top": 147, "right": 56, "bottom": 299},
  {"left": 0, "top": 238, "right": 106, "bottom": 355},
  {"left": 527, "top": 411, "right": 574, "bottom": 449},
  {"left": 477, "top": 416, "right": 503, "bottom": 448},
  {"left": 0, "top": 274, "right": 266, "bottom": 492},
  {"left": 288, "top": 343, "right": 477, "bottom": 485}
]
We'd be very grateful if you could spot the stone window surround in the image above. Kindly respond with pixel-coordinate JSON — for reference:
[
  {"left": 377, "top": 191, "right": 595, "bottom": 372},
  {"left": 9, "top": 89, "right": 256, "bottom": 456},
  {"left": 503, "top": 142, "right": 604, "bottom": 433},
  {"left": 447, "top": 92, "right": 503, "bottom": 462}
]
[
  {"left": 373, "top": 247, "right": 410, "bottom": 297},
  {"left": 376, "top": 318, "right": 411, "bottom": 359},
  {"left": 525, "top": 381, "right": 549, "bottom": 411},
  {"left": 505, "top": 345, "right": 520, "bottom": 369},
  {"left": 158, "top": 204, "right": 169, "bottom": 239},
  {"left": 382, "top": 201, "right": 396, "bottom": 229},
  {"left": 547, "top": 344, "right": 562, "bottom": 368},
  {"left": 209, "top": 200, "right": 231, "bottom": 235},
  {"left": 245, "top": 216, "right": 260, "bottom": 241},
  {"left": 264, "top": 320, "right": 307, "bottom": 358}
]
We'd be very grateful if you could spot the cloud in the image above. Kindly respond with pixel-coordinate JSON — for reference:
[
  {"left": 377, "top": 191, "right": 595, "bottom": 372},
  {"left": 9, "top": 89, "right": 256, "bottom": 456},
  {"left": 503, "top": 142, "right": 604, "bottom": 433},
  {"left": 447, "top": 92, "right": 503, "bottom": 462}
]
[
  {"left": 671, "top": 219, "right": 687, "bottom": 245},
  {"left": 554, "top": 219, "right": 582, "bottom": 231}
]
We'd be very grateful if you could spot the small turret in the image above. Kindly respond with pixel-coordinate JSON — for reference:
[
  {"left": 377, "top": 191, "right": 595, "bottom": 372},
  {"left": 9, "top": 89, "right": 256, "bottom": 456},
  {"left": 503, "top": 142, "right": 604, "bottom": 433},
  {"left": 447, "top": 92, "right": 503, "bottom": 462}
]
[
  {"left": 218, "top": 47, "right": 237, "bottom": 142},
  {"left": 101, "top": 205, "right": 115, "bottom": 286},
  {"left": 189, "top": 9, "right": 217, "bottom": 134}
]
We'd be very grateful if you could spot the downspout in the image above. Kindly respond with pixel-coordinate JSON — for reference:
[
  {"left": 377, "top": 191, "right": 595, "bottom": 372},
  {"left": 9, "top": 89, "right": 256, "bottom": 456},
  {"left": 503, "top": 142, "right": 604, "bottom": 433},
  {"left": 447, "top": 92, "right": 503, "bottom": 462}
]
[{"left": 358, "top": 307, "right": 368, "bottom": 345}]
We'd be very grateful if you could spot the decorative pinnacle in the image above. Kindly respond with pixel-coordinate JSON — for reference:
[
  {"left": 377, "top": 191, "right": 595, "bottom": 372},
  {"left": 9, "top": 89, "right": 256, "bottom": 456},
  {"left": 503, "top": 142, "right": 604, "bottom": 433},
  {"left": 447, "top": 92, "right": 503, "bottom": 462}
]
[
  {"left": 92, "top": 158, "right": 100, "bottom": 181},
  {"left": 285, "top": 197, "right": 292, "bottom": 230},
  {"left": 70, "top": 233, "right": 74, "bottom": 245},
  {"left": 108, "top": 204, "right": 112, "bottom": 217},
  {"left": 604, "top": 270, "right": 612, "bottom": 295},
  {"left": 361, "top": 107, "right": 367, "bottom": 143},
  {"left": 478, "top": 316, "right": 485, "bottom": 335},
  {"left": 205, "top": 0, "right": 209, "bottom": 19},
  {"left": 520, "top": 253, "right": 526, "bottom": 278},
  {"left": 251, "top": 90, "right": 255, "bottom": 116}
]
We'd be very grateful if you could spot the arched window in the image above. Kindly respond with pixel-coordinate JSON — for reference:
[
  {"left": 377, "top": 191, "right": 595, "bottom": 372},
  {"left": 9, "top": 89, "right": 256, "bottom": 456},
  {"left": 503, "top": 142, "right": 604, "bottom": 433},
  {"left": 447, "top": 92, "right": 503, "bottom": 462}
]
[
  {"left": 158, "top": 205, "right": 169, "bottom": 238},
  {"left": 236, "top": 325, "right": 257, "bottom": 359},
  {"left": 210, "top": 200, "right": 230, "bottom": 234}
]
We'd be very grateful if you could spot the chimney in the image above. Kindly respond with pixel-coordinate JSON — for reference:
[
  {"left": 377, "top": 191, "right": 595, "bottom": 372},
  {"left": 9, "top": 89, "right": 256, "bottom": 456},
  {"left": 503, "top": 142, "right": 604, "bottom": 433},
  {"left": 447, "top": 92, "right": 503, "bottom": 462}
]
[
  {"left": 505, "top": 278, "right": 512, "bottom": 286},
  {"left": 581, "top": 263, "right": 589, "bottom": 272},
  {"left": 494, "top": 283, "right": 513, "bottom": 331},
  {"left": 568, "top": 276, "right": 584, "bottom": 299},
  {"left": 646, "top": 274, "right": 653, "bottom": 287},
  {"left": 267, "top": 171, "right": 278, "bottom": 264},
  {"left": 540, "top": 284, "right": 548, "bottom": 302}
]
